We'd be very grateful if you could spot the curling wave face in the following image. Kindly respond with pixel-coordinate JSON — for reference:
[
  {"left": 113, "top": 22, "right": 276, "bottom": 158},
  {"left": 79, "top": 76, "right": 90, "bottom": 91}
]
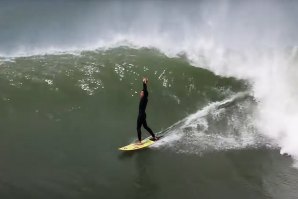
[{"left": 1, "top": 0, "right": 298, "bottom": 165}]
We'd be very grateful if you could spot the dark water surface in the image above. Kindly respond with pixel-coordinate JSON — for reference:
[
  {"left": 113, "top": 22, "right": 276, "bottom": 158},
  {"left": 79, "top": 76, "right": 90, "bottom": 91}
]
[
  {"left": 1, "top": 0, "right": 298, "bottom": 198},
  {"left": 0, "top": 48, "right": 297, "bottom": 199}
]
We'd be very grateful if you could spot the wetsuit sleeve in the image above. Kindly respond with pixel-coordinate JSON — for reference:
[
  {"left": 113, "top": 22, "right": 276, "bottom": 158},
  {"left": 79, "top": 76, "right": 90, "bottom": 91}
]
[
  {"left": 143, "top": 82, "right": 148, "bottom": 97},
  {"left": 143, "top": 82, "right": 147, "bottom": 91}
]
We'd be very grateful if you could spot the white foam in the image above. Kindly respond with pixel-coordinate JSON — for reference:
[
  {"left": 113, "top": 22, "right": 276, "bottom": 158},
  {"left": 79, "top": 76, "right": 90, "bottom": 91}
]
[
  {"left": 2, "top": 0, "right": 298, "bottom": 164},
  {"left": 151, "top": 92, "right": 267, "bottom": 154}
]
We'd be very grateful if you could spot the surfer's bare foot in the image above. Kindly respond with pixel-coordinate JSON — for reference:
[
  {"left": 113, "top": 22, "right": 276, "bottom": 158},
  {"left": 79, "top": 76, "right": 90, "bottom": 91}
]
[{"left": 135, "top": 141, "right": 142, "bottom": 145}]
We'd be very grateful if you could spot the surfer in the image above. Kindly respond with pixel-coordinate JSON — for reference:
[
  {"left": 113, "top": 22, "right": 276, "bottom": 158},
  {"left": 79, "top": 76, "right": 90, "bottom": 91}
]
[{"left": 136, "top": 77, "right": 157, "bottom": 144}]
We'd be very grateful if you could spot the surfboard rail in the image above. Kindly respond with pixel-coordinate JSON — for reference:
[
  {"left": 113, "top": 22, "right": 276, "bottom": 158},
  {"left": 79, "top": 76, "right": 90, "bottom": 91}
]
[{"left": 119, "top": 139, "right": 155, "bottom": 151}]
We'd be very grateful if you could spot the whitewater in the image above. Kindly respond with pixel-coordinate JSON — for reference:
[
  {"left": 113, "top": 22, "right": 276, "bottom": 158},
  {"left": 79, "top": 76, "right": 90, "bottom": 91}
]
[{"left": 1, "top": 0, "right": 298, "bottom": 165}]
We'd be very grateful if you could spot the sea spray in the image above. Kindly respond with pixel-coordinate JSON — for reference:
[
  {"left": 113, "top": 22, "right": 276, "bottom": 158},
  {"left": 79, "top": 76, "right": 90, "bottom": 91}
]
[{"left": 1, "top": 0, "right": 298, "bottom": 165}]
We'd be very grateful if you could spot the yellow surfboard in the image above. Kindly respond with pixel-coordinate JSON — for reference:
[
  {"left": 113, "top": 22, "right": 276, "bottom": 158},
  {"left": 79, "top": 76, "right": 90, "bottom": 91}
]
[{"left": 119, "top": 139, "right": 155, "bottom": 151}]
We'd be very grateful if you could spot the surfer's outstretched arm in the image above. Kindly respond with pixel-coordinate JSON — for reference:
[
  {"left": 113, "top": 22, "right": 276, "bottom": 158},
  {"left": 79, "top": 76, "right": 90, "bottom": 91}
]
[
  {"left": 143, "top": 82, "right": 147, "bottom": 91},
  {"left": 142, "top": 77, "right": 148, "bottom": 96}
]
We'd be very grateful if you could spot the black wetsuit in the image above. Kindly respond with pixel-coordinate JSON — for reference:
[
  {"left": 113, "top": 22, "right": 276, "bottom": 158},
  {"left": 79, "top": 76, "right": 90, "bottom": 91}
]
[{"left": 137, "top": 82, "right": 155, "bottom": 141}]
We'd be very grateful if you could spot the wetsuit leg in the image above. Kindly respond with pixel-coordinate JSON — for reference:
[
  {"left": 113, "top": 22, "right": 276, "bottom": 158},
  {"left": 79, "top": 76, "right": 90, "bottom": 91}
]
[
  {"left": 143, "top": 119, "right": 155, "bottom": 138},
  {"left": 137, "top": 115, "right": 143, "bottom": 141}
]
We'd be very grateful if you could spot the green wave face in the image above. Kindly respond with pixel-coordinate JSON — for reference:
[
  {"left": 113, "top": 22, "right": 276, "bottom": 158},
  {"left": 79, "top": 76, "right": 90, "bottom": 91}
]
[
  {"left": 0, "top": 47, "right": 247, "bottom": 134},
  {"left": 0, "top": 47, "right": 287, "bottom": 199}
]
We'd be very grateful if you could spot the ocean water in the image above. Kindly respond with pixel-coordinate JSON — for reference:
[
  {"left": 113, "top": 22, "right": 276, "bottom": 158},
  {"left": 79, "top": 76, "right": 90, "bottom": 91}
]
[{"left": 1, "top": 1, "right": 298, "bottom": 198}]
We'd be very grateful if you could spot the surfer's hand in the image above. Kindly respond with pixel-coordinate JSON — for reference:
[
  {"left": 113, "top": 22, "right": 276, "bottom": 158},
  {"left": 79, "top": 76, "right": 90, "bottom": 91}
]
[{"left": 143, "top": 77, "right": 148, "bottom": 84}]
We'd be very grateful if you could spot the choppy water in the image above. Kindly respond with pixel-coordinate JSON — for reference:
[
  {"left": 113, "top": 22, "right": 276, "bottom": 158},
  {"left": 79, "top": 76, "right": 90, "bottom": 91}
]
[
  {"left": 1, "top": 0, "right": 298, "bottom": 198},
  {"left": 0, "top": 47, "right": 295, "bottom": 199}
]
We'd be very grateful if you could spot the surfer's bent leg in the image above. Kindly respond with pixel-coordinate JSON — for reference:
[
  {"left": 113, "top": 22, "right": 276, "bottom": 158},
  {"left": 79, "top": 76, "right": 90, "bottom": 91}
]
[
  {"left": 137, "top": 116, "right": 143, "bottom": 142},
  {"left": 143, "top": 119, "right": 155, "bottom": 138}
]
